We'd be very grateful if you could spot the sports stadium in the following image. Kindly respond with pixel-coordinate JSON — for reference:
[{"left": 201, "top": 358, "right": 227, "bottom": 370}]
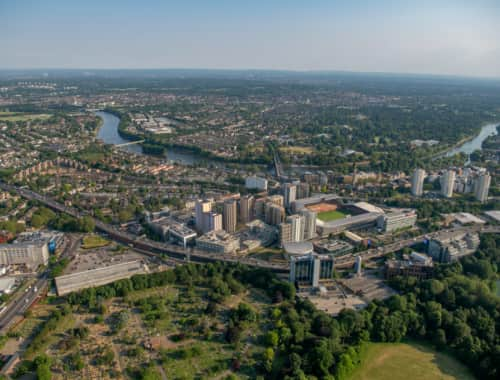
[{"left": 292, "top": 195, "right": 384, "bottom": 236}]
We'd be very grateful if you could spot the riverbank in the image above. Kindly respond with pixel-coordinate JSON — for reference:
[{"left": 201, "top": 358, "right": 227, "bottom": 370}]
[{"left": 94, "top": 109, "right": 272, "bottom": 167}]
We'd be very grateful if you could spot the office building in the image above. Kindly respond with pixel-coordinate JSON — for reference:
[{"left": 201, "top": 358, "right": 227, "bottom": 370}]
[
  {"left": 223, "top": 199, "right": 237, "bottom": 233},
  {"left": 0, "top": 241, "right": 49, "bottom": 270},
  {"left": 300, "top": 209, "right": 317, "bottom": 240},
  {"left": 411, "top": 169, "right": 426, "bottom": 196},
  {"left": 289, "top": 253, "right": 335, "bottom": 288},
  {"left": 377, "top": 209, "right": 417, "bottom": 233},
  {"left": 428, "top": 231, "right": 480, "bottom": 262},
  {"left": 313, "top": 239, "right": 353, "bottom": 256},
  {"left": 239, "top": 195, "right": 254, "bottom": 223},
  {"left": 474, "top": 173, "right": 491, "bottom": 203},
  {"left": 196, "top": 231, "right": 240, "bottom": 254},
  {"left": 283, "top": 183, "right": 297, "bottom": 208},
  {"left": 440, "top": 170, "right": 455, "bottom": 198},
  {"left": 385, "top": 252, "right": 434, "bottom": 280},
  {"left": 245, "top": 176, "right": 268, "bottom": 191}
]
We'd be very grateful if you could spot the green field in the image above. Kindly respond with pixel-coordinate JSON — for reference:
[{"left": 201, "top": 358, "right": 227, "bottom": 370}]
[
  {"left": 317, "top": 210, "right": 347, "bottom": 222},
  {"left": 0, "top": 112, "right": 51, "bottom": 122},
  {"left": 82, "top": 235, "right": 110, "bottom": 249},
  {"left": 348, "top": 342, "right": 476, "bottom": 380}
]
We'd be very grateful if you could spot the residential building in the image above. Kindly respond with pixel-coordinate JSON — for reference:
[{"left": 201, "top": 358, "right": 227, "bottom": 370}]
[
  {"left": 283, "top": 183, "right": 297, "bottom": 208},
  {"left": 223, "top": 199, "right": 237, "bottom": 233},
  {"left": 239, "top": 195, "right": 254, "bottom": 223},
  {"left": 265, "top": 203, "right": 285, "bottom": 226},
  {"left": 245, "top": 176, "right": 268, "bottom": 191},
  {"left": 300, "top": 209, "right": 317, "bottom": 240},
  {"left": 208, "top": 212, "right": 222, "bottom": 232},
  {"left": 287, "top": 214, "right": 305, "bottom": 242},
  {"left": 296, "top": 182, "right": 310, "bottom": 199},
  {"left": 195, "top": 200, "right": 212, "bottom": 232},
  {"left": 411, "top": 168, "right": 426, "bottom": 196},
  {"left": 267, "top": 194, "right": 284, "bottom": 207},
  {"left": 474, "top": 173, "right": 491, "bottom": 203},
  {"left": 440, "top": 170, "right": 455, "bottom": 198}
]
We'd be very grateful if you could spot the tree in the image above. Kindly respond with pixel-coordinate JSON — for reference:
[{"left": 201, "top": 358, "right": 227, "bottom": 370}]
[
  {"left": 265, "top": 330, "right": 279, "bottom": 348},
  {"left": 263, "top": 347, "right": 274, "bottom": 373}
]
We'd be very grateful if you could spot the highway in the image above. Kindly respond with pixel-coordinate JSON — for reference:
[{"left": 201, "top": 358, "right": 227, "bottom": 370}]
[{"left": 0, "top": 276, "right": 47, "bottom": 333}]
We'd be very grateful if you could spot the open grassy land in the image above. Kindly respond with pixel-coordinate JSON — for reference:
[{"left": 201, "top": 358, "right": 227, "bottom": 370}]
[
  {"left": 317, "top": 210, "right": 347, "bottom": 222},
  {"left": 81, "top": 235, "right": 110, "bottom": 249},
  {"left": 0, "top": 112, "right": 51, "bottom": 122},
  {"left": 348, "top": 341, "right": 476, "bottom": 380},
  {"left": 279, "top": 146, "right": 314, "bottom": 154}
]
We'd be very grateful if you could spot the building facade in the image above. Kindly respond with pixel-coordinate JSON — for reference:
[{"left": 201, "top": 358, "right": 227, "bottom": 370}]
[
  {"left": 440, "top": 170, "right": 455, "bottom": 198},
  {"left": 289, "top": 253, "right": 335, "bottom": 288},
  {"left": 223, "top": 199, "right": 237, "bottom": 233},
  {"left": 474, "top": 173, "right": 491, "bottom": 203},
  {"left": 411, "top": 168, "right": 426, "bottom": 196}
]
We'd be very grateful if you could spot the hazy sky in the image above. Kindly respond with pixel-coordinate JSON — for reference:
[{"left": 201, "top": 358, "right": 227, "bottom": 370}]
[{"left": 2, "top": 0, "right": 500, "bottom": 77}]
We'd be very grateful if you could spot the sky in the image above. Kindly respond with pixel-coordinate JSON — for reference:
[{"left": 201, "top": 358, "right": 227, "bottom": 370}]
[{"left": 1, "top": 0, "right": 500, "bottom": 78}]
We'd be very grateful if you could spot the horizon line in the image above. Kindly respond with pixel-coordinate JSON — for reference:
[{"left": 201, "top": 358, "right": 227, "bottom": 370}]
[{"left": 1, "top": 67, "right": 500, "bottom": 82}]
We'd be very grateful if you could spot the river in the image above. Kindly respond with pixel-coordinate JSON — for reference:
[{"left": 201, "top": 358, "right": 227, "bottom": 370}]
[
  {"left": 446, "top": 122, "right": 499, "bottom": 158},
  {"left": 95, "top": 111, "right": 219, "bottom": 166}
]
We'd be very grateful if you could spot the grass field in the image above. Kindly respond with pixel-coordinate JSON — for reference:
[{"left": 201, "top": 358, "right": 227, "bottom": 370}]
[
  {"left": 279, "top": 146, "right": 314, "bottom": 154},
  {"left": 82, "top": 235, "right": 110, "bottom": 249},
  {"left": 348, "top": 342, "right": 476, "bottom": 380},
  {"left": 0, "top": 112, "right": 51, "bottom": 122},
  {"left": 317, "top": 210, "right": 347, "bottom": 222}
]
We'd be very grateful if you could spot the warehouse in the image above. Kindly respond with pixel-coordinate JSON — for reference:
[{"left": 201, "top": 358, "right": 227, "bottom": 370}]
[{"left": 55, "top": 260, "right": 148, "bottom": 296}]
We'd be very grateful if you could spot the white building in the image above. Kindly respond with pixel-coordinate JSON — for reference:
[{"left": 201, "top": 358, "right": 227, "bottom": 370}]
[
  {"left": 411, "top": 168, "right": 426, "bottom": 196},
  {"left": 300, "top": 209, "right": 317, "bottom": 240},
  {"left": 474, "top": 173, "right": 491, "bottom": 203},
  {"left": 377, "top": 209, "right": 417, "bottom": 233},
  {"left": 287, "top": 214, "right": 305, "bottom": 242},
  {"left": 245, "top": 176, "right": 268, "bottom": 191},
  {"left": 0, "top": 241, "right": 49, "bottom": 270},
  {"left": 283, "top": 183, "right": 297, "bottom": 208},
  {"left": 440, "top": 170, "right": 455, "bottom": 198}
]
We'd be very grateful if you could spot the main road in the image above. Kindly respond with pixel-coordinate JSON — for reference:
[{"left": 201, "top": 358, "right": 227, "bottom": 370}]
[
  {"left": 2, "top": 182, "right": 498, "bottom": 274},
  {"left": 0, "top": 182, "right": 289, "bottom": 273}
]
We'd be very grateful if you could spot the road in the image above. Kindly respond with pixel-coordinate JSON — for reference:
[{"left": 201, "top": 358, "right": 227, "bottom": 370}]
[
  {"left": 334, "top": 224, "right": 500, "bottom": 269},
  {"left": 273, "top": 150, "right": 284, "bottom": 179},
  {"left": 2, "top": 182, "right": 498, "bottom": 274},
  {"left": 0, "top": 232, "right": 80, "bottom": 333},
  {"left": 0, "top": 275, "right": 48, "bottom": 333},
  {"left": 0, "top": 183, "right": 289, "bottom": 273}
]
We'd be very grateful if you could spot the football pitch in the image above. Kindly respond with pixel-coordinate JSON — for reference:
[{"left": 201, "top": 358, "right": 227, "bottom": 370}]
[{"left": 317, "top": 210, "right": 347, "bottom": 222}]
